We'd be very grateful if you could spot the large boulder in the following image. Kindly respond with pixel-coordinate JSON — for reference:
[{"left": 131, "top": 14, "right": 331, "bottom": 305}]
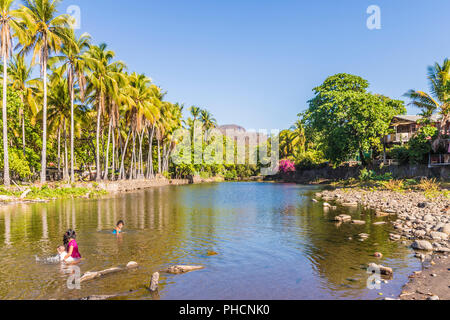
[
  {"left": 429, "top": 231, "right": 448, "bottom": 241},
  {"left": 411, "top": 240, "right": 433, "bottom": 251}
]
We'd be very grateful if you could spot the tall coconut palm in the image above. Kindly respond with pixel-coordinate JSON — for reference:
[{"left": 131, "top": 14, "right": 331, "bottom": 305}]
[
  {"left": 0, "top": 0, "right": 27, "bottom": 186},
  {"left": 8, "top": 54, "right": 39, "bottom": 156},
  {"left": 49, "top": 30, "right": 90, "bottom": 182},
  {"left": 405, "top": 59, "right": 450, "bottom": 149},
  {"left": 18, "top": 0, "right": 72, "bottom": 183},
  {"left": 189, "top": 106, "right": 200, "bottom": 121},
  {"left": 83, "top": 43, "right": 126, "bottom": 181},
  {"left": 127, "top": 73, "right": 160, "bottom": 178}
]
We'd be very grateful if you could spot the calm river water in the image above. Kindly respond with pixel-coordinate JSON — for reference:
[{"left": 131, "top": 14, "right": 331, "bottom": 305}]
[{"left": 0, "top": 182, "right": 420, "bottom": 300}]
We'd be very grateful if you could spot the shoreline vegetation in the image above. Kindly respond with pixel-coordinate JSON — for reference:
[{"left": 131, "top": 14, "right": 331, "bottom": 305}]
[{"left": 0, "top": 175, "right": 226, "bottom": 205}]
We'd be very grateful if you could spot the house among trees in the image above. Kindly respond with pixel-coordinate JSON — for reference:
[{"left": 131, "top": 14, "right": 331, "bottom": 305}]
[
  {"left": 385, "top": 114, "right": 450, "bottom": 167},
  {"left": 384, "top": 114, "right": 441, "bottom": 144}
]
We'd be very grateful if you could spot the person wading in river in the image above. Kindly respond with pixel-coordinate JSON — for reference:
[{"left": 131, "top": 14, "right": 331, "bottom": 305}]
[{"left": 63, "top": 229, "right": 82, "bottom": 263}]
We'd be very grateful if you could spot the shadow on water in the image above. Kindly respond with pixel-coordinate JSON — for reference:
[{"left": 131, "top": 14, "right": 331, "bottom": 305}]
[{"left": 0, "top": 182, "right": 420, "bottom": 300}]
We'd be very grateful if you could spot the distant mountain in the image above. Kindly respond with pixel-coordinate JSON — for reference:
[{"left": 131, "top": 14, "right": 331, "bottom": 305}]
[
  {"left": 218, "top": 124, "right": 268, "bottom": 146},
  {"left": 218, "top": 124, "right": 246, "bottom": 133}
]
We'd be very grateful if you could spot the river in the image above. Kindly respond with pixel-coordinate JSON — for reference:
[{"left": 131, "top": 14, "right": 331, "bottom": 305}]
[{"left": 0, "top": 182, "right": 420, "bottom": 300}]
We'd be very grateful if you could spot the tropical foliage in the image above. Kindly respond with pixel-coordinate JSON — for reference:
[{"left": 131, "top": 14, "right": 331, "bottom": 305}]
[{"left": 0, "top": 0, "right": 261, "bottom": 186}]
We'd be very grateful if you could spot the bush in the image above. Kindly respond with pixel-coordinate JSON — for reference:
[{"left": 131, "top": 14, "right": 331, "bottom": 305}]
[
  {"left": 224, "top": 169, "right": 237, "bottom": 181},
  {"left": 279, "top": 159, "right": 296, "bottom": 173},
  {"left": 359, "top": 168, "right": 392, "bottom": 182},
  {"left": 389, "top": 146, "right": 410, "bottom": 165},
  {"left": 379, "top": 179, "right": 405, "bottom": 192},
  {"left": 296, "top": 149, "right": 327, "bottom": 169}
]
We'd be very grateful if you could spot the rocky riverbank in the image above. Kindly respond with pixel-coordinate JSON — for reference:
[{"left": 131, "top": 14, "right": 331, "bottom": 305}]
[{"left": 315, "top": 188, "right": 450, "bottom": 300}]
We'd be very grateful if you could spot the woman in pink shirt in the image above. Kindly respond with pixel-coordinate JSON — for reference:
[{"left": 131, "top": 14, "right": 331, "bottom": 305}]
[{"left": 63, "top": 229, "right": 81, "bottom": 262}]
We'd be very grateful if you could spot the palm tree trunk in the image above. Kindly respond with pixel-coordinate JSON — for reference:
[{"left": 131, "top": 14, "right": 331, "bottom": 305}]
[
  {"left": 146, "top": 125, "right": 155, "bottom": 179},
  {"left": 111, "top": 127, "right": 115, "bottom": 181},
  {"left": 95, "top": 96, "right": 102, "bottom": 181},
  {"left": 40, "top": 56, "right": 48, "bottom": 184},
  {"left": 2, "top": 56, "right": 10, "bottom": 186},
  {"left": 57, "top": 127, "right": 61, "bottom": 179},
  {"left": 138, "top": 129, "right": 144, "bottom": 178},
  {"left": 104, "top": 118, "right": 112, "bottom": 180},
  {"left": 70, "top": 80, "right": 75, "bottom": 183},
  {"left": 19, "top": 96, "right": 26, "bottom": 157},
  {"left": 119, "top": 130, "right": 131, "bottom": 180},
  {"left": 130, "top": 131, "right": 136, "bottom": 180},
  {"left": 157, "top": 139, "right": 161, "bottom": 174},
  {"left": 64, "top": 121, "right": 69, "bottom": 181}
]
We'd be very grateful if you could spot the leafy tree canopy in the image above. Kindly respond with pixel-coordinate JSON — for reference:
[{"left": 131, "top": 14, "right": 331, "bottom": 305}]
[{"left": 304, "top": 73, "right": 406, "bottom": 165}]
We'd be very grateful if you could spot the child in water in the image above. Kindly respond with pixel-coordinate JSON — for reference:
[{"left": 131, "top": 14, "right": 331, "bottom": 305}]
[
  {"left": 57, "top": 245, "right": 74, "bottom": 263},
  {"left": 35, "top": 245, "right": 75, "bottom": 264},
  {"left": 63, "top": 229, "right": 82, "bottom": 262},
  {"left": 113, "top": 220, "right": 124, "bottom": 235}
]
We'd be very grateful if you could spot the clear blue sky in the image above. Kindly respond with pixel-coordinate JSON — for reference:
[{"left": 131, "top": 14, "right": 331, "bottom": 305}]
[{"left": 60, "top": 0, "right": 450, "bottom": 130}]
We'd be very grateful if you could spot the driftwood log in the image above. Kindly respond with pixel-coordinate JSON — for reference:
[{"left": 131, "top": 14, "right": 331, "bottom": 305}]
[
  {"left": 163, "top": 265, "right": 204, "bottom": 274},
  {"left": 80, "top": 261, "right": 138, "bottom": 283},
  {"left": 80, "top": 295, "right": 117, "bottom": 300}
]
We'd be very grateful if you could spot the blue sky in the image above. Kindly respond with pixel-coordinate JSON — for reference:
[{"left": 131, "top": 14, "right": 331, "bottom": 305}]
[{"left": 59, "top": 0, "right": 450, "bottom": 130}]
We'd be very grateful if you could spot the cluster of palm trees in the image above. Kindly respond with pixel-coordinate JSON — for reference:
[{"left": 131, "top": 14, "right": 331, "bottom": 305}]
[{"left": 0, "top": 0, "right": 185, "bottom": 186}]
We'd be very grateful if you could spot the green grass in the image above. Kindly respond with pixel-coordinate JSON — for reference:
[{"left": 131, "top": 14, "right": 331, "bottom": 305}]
[{"left": 0, "top": 184, "right": 107, "bottom": 201}]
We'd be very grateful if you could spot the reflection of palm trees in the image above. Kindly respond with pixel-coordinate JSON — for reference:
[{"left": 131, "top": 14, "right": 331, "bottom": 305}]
[
  {"left": 42, "top": 208, "right": 48, "bottom": 240},
  {"left": 4, "top": 211, "right": 11, "bottom": 246}
]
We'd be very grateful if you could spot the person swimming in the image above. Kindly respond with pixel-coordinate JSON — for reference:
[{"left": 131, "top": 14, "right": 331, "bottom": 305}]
[{"left": 113, "top": 220, "right": 124, "bottom": 235}]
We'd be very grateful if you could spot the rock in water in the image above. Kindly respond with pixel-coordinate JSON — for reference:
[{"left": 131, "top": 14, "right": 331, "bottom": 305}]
[
  {"left": 127, "top": 261, "right": 139, "bottom": 269},
  {"left": 149, "top": 272, "right": 159, "bottom": 292},
  {"left": 352, "top": 220, "right": 366, "bottom": 225},
  {"left": 334, "top": 214, "right": 352, "bottom": 222},
  {"left": 368, "top": 263, "right": 393, "bottom": 276},
  {"left": 341, "top": 202, "right": 358, "bottom": 207},
  {"left": 411, "top": 240, "right": 433, "bottom": 251}
]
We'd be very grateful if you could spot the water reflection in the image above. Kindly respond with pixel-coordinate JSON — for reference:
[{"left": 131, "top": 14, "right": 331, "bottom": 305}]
[{"left": 0, "top": 183, "right": 420, "bottom": 300}]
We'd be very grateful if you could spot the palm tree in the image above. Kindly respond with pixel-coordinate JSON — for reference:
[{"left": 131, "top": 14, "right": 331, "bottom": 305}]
[
  {"left": 8, "top": 54, "right": 39, "bottom": 156},
  {"left": 126, "top": 72, "right": 160, "bottom": 179},
  {"left": 0, "top": 0, "right": 27, "bottom": 186},
  {"left": 18, "top": 0, "right": 72, "bottom": 183},
  {"left": 189, "top": 106, "right": 201, "bottom": 121},
  {"left": 49, "top": 30, "right": 90, "bottom": 182},
  {"left": 83, "top": 43, "right": 126, "bottom": 181},
  {"left": 405, "top": 59, "right": 450, "bottom": 149}
]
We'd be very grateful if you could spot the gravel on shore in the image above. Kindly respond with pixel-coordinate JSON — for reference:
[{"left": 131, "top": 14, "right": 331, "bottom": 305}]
[{"left": 316, "top": 188, "right": 450, "bottom": 300}]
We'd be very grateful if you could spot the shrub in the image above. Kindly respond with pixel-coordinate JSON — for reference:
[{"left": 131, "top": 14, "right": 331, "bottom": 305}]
[
  {"left": 296, "top": 149, "right": 327, "bottom": 169},
  {"left": 417, "top": 178, "right": 440, "bottom": 192},
  {"left": 279, "top": 159, "right": 296, "bottom": 173},
  {"left": 380, "top": 179, "right": 405, "bottom": 191}
]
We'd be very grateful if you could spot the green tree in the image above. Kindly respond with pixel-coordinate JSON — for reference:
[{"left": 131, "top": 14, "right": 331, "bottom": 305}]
[{"left": 304, "top": 73, "right": 405, "bottom": 165}]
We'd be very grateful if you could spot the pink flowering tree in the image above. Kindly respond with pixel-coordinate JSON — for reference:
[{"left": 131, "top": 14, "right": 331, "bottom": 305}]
[{"left": 279, "top": 159, "right": 296, "bottom": 173}]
